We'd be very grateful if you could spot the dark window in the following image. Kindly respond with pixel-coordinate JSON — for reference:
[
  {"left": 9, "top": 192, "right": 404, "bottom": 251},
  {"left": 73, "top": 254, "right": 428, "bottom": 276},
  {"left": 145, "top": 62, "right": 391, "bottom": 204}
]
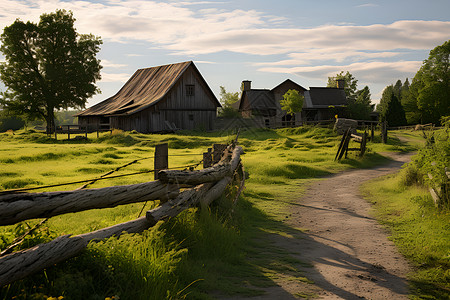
[
  {"left": 188, "top": 114, "right": 194, "bottom": 121},
  {"left": 186, "top": 84, "right": 195, "bottom": 97}
]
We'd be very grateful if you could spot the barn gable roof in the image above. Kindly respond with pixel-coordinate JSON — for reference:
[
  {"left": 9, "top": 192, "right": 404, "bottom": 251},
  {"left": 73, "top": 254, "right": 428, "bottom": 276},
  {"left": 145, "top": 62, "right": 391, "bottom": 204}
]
[
  {"left": 304, "top": 87, "right": 347, "bottom": 108},
  {"left": 271, "top": 79, "right": 307, "bottom": 92},
  {"left": 245, "top": 89, "right": 276, "bottom": 110},
  {"left": 77, "top": 61, "right": 220, "bottom": 117}
]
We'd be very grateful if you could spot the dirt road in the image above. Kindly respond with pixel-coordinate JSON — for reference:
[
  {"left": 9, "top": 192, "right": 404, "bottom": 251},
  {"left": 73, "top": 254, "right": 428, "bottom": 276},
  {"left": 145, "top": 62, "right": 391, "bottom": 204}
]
[{"left": 240, "top": 153, "right": 413, "bottom": 299}]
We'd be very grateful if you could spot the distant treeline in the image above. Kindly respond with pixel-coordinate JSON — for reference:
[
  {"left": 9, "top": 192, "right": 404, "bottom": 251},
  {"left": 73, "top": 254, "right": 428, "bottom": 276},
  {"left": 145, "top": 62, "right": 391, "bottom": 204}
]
[{"left": 0, "top": 110, "right": 81, "bottom": 132}]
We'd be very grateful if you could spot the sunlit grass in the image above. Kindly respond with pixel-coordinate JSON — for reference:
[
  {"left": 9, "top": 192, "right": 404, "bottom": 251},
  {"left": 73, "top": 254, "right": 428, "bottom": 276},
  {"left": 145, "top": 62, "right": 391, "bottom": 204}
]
[
  {"left": 0, "top": 126, "right": 423, "bottom": 299},
  {"left": 362, "top": 170, "right": 449, "bottom": 300}
]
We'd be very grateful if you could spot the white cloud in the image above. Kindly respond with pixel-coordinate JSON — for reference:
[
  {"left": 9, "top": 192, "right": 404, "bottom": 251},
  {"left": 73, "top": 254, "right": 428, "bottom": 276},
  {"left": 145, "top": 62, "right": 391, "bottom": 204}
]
[
  {"left": 101, "top": 59, "right": 127, "bottom": 68},
  {"left": 2, "top": 1, "right": 447, "bottom": 57},
  {"left": 167, "top": 21, "right": 450, "bottom": 56},
  {"left": 0, "top": 1, "right": 447, "bottom": 95},
  {"left": 101, "top": 72, "right": 131, "bottom": 83},
  {"left": 357, "top": 3, "right": 378, "bottom": 8},
  {"left": 258, "top": 61, "right": 422, "bottom": 84},
  {"left": 194, "top": 60, "right": 217, "bottom": 64}
]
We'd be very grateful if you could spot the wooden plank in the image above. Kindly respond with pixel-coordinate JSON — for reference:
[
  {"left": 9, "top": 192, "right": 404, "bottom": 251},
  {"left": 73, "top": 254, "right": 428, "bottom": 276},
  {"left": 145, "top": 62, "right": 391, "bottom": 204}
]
[
  {"left": 0, "top": 217, "right": 152, "bottom": 287},
  {"left": 203, "top": 148, "right": 212, "bottom": 168},
  {"left": 159, "top": 146, "right": 243, "bottom": 185},
  {"left": 0, "top": 181, "right": 178, "bottom": 226},
  {"left": 335, "top": 129, "right": 347, "bottom": 161},
  {"left": 360, "top": 132, "right": 367, "bottom": 157},
  {"left": 154, "top": 143, "right": 168, "bottom": 180},
  {"left": 213, "top": 144, "right": 227, "bottom": 164}
]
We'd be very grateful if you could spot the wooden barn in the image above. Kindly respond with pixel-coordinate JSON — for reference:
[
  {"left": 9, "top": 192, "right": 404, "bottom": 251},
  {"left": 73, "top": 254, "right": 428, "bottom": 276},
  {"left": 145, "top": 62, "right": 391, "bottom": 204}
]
[
  {"left": 237, "top": 79, "right": 307, "bottom": 127},
  {"left": 76, "top": 61, "right": 220, "bottom": 133}
]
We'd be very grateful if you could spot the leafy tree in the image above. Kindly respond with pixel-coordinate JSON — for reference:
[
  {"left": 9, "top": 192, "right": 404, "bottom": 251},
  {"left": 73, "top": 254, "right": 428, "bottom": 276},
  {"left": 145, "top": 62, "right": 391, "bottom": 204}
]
[
  {"left": 327, "top": 71, "right": 358, "bottom": 101},
  {"left": 0, "top": 110, "right": 25, "bottom": 132},
  {"left": 327, "top": 71, "right": 374, "bottom": 119},
  {"left": 408, "top": 40, "right": 450, "bottom": 124},
  {"left": 400, "top": 78, "right": 410, "bottom": 104},
  {"left": 218, "top": 86, "right": 240, "bottom": 117},
  {"left": 379, "top": 85, "right": 407, "bottom": 126},
  {"left": 393, "top": 79, "right": 403, "bottom": 100},
  {"left": 0, "top": 9, "right": 102, "bottom": 132},
  {"left": 280, "top": 89, "right": 304, "bottom": 116}
]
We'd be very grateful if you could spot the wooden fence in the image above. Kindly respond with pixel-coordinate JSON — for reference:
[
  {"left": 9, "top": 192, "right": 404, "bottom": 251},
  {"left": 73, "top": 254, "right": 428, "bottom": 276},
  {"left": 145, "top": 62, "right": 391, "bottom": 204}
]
[
  {"left": 52, "top": 124, "right": 112, "bottom": 140},
  {"left": 0, "top": 142, "right": 244, "bottom": 286},
  {"left": 335, "top": 128, "right": 368, "bottom": 160}
]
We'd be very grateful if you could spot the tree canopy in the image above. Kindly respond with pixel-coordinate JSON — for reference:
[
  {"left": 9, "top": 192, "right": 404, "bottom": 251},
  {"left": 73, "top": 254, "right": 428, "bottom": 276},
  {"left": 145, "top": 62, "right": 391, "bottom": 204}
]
[
  {"left": 0, "top": 9, "right": 102, "bottom": 132},
  {"left": 280, "top": 89, "right": 303, "bottom": 116},
  {"left": 408, "top": 40, "right": 450, "bottom": 124},
  {"left": 327, "top": 71, "right": 374, "bottom": 120},
  {"left": 378, "top": 85, "right": 407, "bottom": 127},
  {"left": 327, "top": 71, "right": 358, "bottom": 101},
  {"left": 217, "top": 86, "right": 240, "bottom": 117}
]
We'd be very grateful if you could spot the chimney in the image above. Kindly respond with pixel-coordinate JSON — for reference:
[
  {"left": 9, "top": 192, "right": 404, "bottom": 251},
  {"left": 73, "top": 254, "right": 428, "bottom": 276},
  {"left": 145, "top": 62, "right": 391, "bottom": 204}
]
[
  {"left": 336, "top": 79, "right": 345, "bottom": 89},
  {"left": 242, "top": 80, "right": 252, "bottom": 92}
]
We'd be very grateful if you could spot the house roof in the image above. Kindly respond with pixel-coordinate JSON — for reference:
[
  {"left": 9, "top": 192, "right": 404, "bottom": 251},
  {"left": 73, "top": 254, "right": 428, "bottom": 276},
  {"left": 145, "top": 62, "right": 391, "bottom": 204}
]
[
  {"left": 77, "top": 61, "right": 220, "bottom": 117},
  {"left": 239, "top": 89, "right": 277, "bottom": 111},
  {"left": 272, "top": 79, "right": 307, "bottom": 92},
  {"left": 304, "top": 87, "right": 347, "bottom": 109}
]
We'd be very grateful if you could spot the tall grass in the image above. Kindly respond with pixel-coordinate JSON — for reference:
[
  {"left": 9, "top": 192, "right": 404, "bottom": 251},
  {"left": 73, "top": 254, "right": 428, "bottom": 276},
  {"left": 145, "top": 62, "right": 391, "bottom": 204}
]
[
  {"left": 0, "top": 126, "right": 422, "bottom": 299},
  {"left": 362, "top": 169, "right": 449, "bottom": 299}
]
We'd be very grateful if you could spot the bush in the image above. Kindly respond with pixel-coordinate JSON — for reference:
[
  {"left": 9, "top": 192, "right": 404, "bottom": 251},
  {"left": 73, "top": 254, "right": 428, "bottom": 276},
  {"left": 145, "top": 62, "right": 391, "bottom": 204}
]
[
  {"left": 400, "top": 162, "right": 422, "bottom": 186},
  {"left": 411, "top": 116, "right": 449, "bottom": 208}
]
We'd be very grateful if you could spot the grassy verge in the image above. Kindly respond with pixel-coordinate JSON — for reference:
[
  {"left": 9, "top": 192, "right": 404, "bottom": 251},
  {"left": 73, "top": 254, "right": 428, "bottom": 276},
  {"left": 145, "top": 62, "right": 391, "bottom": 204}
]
[
  {"left": 361, "top": 169, "right": 450, "bottom": 299},
  {"left": 0, "top": 127, "right": 421, "bottom": 299}
]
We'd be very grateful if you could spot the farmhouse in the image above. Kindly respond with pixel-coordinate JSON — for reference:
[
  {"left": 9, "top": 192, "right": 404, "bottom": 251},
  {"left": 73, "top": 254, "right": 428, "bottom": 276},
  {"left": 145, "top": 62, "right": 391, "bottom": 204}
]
[
  {"left": 303, "top": 80, "right": 348, "bottom": 121},
  {"left": 237, "top": 79, "right": 307, "bottom": 127},
  {"left": 236, "top": 78, "right": 347, "bottom": 126},
  {"left": 77, "top": 61, "right": 220, "bottom": 133}
]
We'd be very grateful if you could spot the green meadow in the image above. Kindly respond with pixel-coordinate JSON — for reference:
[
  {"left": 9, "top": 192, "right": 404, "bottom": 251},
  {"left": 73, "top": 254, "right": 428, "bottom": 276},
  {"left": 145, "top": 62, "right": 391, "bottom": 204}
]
[{"left": 1, "top": 126, "right": 443, "bottom": 299}]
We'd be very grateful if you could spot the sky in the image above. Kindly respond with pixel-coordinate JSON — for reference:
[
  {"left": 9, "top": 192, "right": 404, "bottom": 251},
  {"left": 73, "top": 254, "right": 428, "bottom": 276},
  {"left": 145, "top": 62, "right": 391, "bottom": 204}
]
[{"left": 0, "top": 0, "right": 449, "bottom": 108}]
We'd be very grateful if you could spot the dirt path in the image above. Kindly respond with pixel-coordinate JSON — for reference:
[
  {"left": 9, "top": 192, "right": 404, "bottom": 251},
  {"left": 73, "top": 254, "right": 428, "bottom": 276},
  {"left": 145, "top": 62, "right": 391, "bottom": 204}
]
[{"left": 231, "top": 153, "right": 414, "bottom": 299}]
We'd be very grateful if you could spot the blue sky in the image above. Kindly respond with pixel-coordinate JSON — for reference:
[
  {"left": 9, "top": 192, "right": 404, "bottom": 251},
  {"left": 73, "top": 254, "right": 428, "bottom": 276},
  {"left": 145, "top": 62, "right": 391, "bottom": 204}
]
[{"left": 1, "top": 0, "right": 449, "bottom": 107}]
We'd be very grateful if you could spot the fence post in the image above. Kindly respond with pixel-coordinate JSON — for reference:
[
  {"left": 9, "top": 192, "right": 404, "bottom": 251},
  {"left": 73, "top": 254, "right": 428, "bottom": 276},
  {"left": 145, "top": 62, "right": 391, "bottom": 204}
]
[
  {"left": 154, "top": 143, "right": 169, "bottom": 180},
  {"left": 203, "top": 148, "right": 213, "bottom": 168},
  {"left": 371, "top": 123, "right": 374, "bottom": 141},
  {"left": 381, "top": 121, "right": 388, "bottom": 144},
  {"left": 213, "top": 144, "right": 227, "bottom": 164},
  {"left": 67, "top": 125, "right": 70, "bottom": 140}
]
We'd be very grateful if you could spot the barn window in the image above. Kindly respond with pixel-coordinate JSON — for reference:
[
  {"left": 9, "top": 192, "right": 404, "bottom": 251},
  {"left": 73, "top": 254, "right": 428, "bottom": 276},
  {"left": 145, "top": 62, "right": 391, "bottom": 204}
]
[
  {"left": 186, "top": 84, "right": 195, "bottom": 97},
  {"left": 188, "top": 114, "right": 194, "bottom": 121}
]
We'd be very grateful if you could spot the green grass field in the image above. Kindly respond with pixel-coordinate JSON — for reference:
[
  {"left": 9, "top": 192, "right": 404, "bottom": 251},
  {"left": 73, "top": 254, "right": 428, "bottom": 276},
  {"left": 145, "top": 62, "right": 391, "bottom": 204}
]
[
  {"left": 0, "top": 126, "right": 432, "bottom": 299},
  {"left": 362, "top": 165, "right": 450, "bottom": 300}
]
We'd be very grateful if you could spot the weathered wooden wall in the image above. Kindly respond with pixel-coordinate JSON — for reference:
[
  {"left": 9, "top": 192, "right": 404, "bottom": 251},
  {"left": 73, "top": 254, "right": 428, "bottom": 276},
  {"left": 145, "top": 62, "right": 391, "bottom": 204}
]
[{"left": 108, "top": 65, "right": 218, "bottom": 133}]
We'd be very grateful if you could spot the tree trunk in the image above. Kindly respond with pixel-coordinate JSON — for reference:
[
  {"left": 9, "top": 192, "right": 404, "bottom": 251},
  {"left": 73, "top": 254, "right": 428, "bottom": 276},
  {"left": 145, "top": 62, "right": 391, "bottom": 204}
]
[{"left": 45, "top": 106, "right": 55, "bottom": 134}]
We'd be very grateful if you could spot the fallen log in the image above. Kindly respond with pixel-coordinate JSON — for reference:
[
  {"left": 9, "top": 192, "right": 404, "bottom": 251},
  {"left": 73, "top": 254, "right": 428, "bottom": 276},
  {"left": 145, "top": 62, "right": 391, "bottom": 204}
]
[
  {"left": 158, "top": 163, "right": 231, "bottom": 185},
  {"left": 0, "top": 181, "right": 179, "bottom": 226},
  {"left": 0, "top": 235, "right": 87, "bottom": 287},
  {"left": 200, "top": 177, "right": 232, "bottom": 207},
  {"left": 157, "top": 146, "right": 243, "bottom": 185},
  {"left": 0, "top": 216, "right": 152, "bottom": 287},
  {"left": 146, "top": 183, "right": 213, "bottom": 224}
]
